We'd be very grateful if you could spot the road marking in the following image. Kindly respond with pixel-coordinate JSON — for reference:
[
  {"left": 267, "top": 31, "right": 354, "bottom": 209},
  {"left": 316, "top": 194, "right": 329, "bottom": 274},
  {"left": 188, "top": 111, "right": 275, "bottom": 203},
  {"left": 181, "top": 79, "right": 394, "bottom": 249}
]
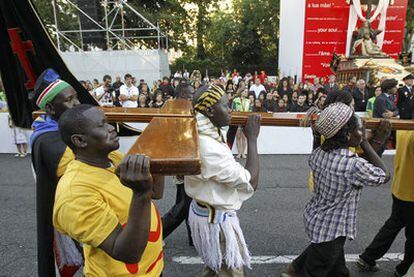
[{"left": 173, "top": 253, "right": 404, "bottom": 265}]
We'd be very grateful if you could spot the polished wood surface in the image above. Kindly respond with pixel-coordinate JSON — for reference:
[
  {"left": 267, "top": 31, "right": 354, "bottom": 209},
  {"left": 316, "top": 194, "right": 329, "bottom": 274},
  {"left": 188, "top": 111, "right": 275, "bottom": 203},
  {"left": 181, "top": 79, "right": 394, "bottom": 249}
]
[
  {"left": 127, "top": 117, "right": 201, "bottom": 175},
  {"left": 102, "top": 99, "right": 194, "bottom": 122},
  {"left": 32, "top": 99, "right": 414, "bottom": 130},
  {"left": 230, "top": 112, "right": 414, "bottom": 130}
]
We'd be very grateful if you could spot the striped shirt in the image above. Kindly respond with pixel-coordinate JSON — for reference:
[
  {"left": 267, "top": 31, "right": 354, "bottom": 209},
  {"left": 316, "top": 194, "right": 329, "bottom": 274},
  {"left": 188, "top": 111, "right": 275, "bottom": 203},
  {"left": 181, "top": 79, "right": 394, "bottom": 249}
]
[{"left": 304, "top": 148, "right": 387, "bottom": 243}]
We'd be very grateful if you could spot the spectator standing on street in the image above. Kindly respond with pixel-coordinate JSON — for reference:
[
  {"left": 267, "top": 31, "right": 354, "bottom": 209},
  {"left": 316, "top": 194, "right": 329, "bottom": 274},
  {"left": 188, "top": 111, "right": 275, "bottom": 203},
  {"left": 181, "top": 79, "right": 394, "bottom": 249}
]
[
  {"left": 373, "top": 79, "right": 399, "bottom": 118},
  {"left": 159, "top": 77, "right": 175, "bottom": 99},
  {"left": 174, "top": 70, "right": 183, "bottom": 79},
  {"left": 119, "top": 74, "right": 139, "bottom": 108},
  {"left": 226, "top": 82, "right": 235, "bottom": 95},
  {"left": 137, "top": 94, "right": 149, "bottom": 108},
  {"left": 151, "top": 92, "right": 165, "bottom": 108},
  {"left": 343, "top": 76, "right": 357, "bottom": 93},
  {"left": 397, "top": 74, "right": 414, "bottom": 119},
  {"left": 0, "top": 80, "right": 7, "bottom": 110},
  {"left": 276, "top": 99, "right": 287, "bottom": 112},
  {"left": 252, "top": 99, "right": 266, "bottom": 112},
  {"left": 258, "top": 70, "right": 267, "bottom": 84},
  {"left": 112, "top": 75, "right": 123, "bottom": 107},
  {"left": 263, "top": 92, "right": 277, "bottom": 112},
  {"left": 232, "top": 89, "right": 251, "bottom": 158},
  {"left": 94, "top": 75, "right": 114, "bottom": 107},
  {"left": 352, "top": 79, "right": 370, "bottom": 112},
  {"left": 290, "top": 94, "right": 310, "bottom": 112},
  {"left": 9, "top": 115, "right": 28, "bottom": 157},
  {"left": 249, "top": 78, "right": 266, "bottom": 99},
  {"left": 324, "top": 74, "right": 339, "bottom": 94},
  {"left": 282, "top": 94, "right": 292, "bottom": 111},
  {"left": 278, "top": 78, "right": 293, "bottom": 99},
  {"left": 309, "top": 77, "right": 323, "bottom": 93},
  {"left": 366, "top": 86, "right": 382, "bottom": 118}
]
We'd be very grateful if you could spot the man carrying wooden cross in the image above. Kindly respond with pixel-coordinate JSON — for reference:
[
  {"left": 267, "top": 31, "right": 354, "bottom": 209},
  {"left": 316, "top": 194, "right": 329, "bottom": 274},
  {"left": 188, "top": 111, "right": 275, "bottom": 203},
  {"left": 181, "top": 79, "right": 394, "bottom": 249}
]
[{"left": 185, "top": 84, "right": 261, "bottom": 276}]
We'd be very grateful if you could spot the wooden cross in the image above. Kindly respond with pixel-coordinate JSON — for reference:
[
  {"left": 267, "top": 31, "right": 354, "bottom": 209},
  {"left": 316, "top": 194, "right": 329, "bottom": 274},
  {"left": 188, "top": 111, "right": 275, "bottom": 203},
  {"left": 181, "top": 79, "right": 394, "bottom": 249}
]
[
  {"left": 34, "top": 98, "right": 414, "bottom": 176},
  {"left": 126, "top": 99, "right": 201, "bottom": 176}
]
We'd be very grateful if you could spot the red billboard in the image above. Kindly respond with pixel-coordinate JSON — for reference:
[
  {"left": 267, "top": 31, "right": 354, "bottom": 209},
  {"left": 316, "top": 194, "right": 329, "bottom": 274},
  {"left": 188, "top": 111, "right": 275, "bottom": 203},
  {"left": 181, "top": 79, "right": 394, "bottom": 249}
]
[{"left": 302, "top": 0, "right": 408, "bottom": 81}]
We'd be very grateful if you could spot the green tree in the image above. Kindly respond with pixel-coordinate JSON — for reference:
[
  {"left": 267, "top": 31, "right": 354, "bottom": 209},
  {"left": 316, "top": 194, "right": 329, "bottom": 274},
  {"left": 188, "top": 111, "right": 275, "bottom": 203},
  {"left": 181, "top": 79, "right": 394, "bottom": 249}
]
[
  {"left": 181, "top": 0, "right": 220, "bottom": 59},
  {"left": 32, "top": 0, "right": 80, "bottom": 49},
  {"left": 229, "top": 0, "right": 279, "bottom": 73},
  {"left": 204, "top": 9, "right": 238, "bottom": 64}
]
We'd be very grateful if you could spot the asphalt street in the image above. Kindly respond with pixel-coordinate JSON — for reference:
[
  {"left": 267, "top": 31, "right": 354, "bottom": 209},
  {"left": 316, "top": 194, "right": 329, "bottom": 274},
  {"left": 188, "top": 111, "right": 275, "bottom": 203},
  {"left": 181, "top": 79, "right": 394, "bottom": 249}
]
[{"left": 0, "top": 154, "right": 406, "bottom": 277}]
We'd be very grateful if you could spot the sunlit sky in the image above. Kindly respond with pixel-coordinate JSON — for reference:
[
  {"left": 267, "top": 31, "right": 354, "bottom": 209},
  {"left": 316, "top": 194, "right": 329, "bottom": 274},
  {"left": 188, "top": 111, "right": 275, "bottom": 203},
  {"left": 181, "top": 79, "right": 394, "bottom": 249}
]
[{"left": 184, "top": 0, "right": 233, "bottom": 12}]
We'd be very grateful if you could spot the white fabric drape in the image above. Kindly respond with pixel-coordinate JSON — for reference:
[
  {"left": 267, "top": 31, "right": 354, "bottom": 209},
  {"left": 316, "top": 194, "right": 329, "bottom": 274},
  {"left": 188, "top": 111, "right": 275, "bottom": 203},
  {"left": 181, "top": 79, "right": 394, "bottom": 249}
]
[
  {"left": 346, "top": 0, "right": 390, "bottom": 56},
  {"left": 346, "top": 6, "right": 360, "bottom": 56}
]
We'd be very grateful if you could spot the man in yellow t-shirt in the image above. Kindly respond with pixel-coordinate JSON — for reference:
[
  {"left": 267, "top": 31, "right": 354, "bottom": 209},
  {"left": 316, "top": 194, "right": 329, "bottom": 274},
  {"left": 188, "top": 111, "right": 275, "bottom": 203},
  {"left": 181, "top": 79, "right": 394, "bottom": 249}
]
[
  {"left": 53, "top": 104, "right": 163, "bottom": 276},
  {"left": 358, "top": 131, "right": 414, "bottom": 277}
]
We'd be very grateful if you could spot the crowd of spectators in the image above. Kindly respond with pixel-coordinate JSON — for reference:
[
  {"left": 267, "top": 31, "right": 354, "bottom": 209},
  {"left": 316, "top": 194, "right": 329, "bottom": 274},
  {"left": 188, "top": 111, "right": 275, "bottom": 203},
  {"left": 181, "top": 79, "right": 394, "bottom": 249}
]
[{"left": 81, "top": 69, "right": 414, "bottom": 121}]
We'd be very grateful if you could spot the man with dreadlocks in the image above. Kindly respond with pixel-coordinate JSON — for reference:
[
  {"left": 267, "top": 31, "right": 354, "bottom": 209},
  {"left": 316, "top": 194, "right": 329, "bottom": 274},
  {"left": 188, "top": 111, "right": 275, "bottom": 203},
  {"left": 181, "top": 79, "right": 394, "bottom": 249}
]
[{"left": 185, "top": 85, "right": 261, "bottom": 276}]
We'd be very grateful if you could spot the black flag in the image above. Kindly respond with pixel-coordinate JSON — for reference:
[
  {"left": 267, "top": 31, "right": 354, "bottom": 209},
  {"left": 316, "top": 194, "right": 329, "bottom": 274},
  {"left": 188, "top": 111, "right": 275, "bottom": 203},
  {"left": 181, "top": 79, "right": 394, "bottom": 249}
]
[{"left": 0, "top": 0, "right": 97, "bottom": 128}]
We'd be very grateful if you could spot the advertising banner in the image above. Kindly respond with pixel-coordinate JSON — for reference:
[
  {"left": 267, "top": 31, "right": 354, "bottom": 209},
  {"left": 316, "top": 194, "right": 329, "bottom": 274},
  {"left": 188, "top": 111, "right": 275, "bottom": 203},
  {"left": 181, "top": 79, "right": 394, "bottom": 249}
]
[{"left": 302, "top": 0, "right": 408, "bottom": 81}]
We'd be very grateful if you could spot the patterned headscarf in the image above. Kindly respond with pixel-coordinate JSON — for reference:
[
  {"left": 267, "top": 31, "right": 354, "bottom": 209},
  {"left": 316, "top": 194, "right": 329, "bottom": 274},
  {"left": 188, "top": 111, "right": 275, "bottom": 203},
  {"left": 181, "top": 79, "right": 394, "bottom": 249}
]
[
  {"left": 315, "top": 102, "right": 353, "bottom": 139},
  {"left": 194, "top": 85, "right": 225, "bottom": 113}
]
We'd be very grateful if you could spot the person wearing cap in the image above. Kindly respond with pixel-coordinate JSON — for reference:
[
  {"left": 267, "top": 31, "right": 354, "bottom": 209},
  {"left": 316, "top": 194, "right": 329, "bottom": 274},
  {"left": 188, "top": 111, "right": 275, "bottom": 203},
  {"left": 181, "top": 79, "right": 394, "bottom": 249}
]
[
  {"left": 32, "top": 70, "right": 164, "bottom": 276},
  {"left": 397, "top": 74, "right": 414, "bottom": 119},
  {"left": 283, "top": 103, "right": 390, "bottom": 277},
  {"left": 373, "top": 79, "right": 399, "bottom": 118},
  {"left": 357, "top": 129, "right": 414, "bottom": 276},
  {"left": 30, "top": 68, "right": 83, "bottom": 276},
  {"left": 186, "top": 84, "right": 261, "bottom": 276}
]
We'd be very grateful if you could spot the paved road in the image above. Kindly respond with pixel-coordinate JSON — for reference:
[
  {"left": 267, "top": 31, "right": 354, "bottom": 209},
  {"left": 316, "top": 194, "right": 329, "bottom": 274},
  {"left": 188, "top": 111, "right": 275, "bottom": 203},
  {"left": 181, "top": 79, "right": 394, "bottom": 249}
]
[{"left": 0, "top": 154, "right": 405, "bottom": 276}]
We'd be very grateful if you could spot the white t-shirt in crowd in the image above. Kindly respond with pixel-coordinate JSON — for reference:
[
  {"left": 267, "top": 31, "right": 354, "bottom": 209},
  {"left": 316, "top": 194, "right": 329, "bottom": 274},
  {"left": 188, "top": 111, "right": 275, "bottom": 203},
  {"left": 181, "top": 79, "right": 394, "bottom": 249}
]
[
  {"left": 232, "top": 75, "right": 242, "bottom": 85},
  {"left": 94, "top": 86, "right": 114, "bottom": 106},
  {"left": 119, "top": 84, "right": 139, "bottom": 108},
  {"left": 249, "top": 84, "right": 266, "bottom": 98}
]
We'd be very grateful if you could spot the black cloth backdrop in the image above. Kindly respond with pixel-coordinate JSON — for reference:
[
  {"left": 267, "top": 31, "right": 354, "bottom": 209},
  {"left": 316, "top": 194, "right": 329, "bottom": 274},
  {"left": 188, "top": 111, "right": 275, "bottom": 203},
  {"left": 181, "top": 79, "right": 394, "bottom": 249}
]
[{"left": 0, "top": 0, "right": 97, "bottom": 128}]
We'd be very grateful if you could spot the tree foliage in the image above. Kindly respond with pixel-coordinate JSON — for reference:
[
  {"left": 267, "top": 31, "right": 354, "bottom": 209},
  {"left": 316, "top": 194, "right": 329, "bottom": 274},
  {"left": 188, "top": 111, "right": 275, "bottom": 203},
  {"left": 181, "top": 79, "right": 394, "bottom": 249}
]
[
  {"left": 32, "top": 0, "right": 411, "bottom": 75},
  {"left": 181, "top": 0, "right": 280, "bottom": 74}
]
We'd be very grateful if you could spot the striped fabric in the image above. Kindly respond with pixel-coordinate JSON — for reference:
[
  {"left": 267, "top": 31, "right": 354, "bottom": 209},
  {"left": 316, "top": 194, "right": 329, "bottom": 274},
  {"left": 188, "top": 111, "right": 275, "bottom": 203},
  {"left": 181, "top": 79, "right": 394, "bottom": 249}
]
[
  {"left": 36, "top": 79, "right": 71, "bottom": 111},
  {"left": 314, "top": 103, "right": 353, "bottom": 139},
  {"left": 191, "top": 201, "right": 231, "bottom": 224},
  {"left": 303, "top": 147, "right": 387, "bottom": 243},
  {"left": 194, "top": 85, "right": 225, "bottom": 113},
  {"left": 195, "top": 112, "right": 225, "bottom": 143}
]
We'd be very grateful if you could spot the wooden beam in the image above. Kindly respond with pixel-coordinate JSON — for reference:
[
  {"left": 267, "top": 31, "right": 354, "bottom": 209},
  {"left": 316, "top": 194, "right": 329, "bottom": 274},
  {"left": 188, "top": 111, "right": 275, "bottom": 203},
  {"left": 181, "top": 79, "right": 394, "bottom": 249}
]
[
  {"left": 32, "top": 99, "right": 414, "bottom": 130},
  {"left": 127, "top": 117, "right": 201, "bottom": 175},
  {"left": 230, "top": 112, "right": 414, "bottom": 130}
]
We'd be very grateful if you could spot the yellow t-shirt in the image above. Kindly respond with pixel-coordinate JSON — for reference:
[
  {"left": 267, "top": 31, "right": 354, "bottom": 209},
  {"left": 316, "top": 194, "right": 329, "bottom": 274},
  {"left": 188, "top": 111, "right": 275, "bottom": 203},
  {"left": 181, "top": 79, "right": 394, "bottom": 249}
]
[
  {"left": 391, "top": 131, "right": 414, "bottom": 202},
  {"left": 56, "top": 147, "right": 74, "bottom": 178},
  {"left": 53, "top": 152, "right": 163, "bottom": 276}
]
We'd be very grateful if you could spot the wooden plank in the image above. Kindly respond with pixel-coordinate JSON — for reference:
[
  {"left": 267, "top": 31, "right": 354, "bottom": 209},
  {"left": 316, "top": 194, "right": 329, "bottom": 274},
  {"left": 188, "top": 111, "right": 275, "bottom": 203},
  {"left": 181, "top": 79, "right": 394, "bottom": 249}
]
[
  {"left": 127, "top": 117, "right": 201, "bottom": 176},
  {"left": 32, "top": 100, "right": 414, "bottom": 130},
  {"left": 230, "top": 112, "right": 414, "bottom": 130}
]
